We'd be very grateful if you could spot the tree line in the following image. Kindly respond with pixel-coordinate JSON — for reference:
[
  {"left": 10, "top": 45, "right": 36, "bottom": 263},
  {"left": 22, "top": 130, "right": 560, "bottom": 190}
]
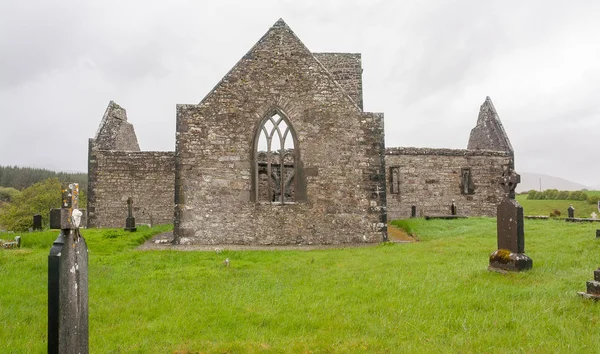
[
  {"left": 0, "top": 165, "right": 87, "bottom": 191},
  {"left": 0, "top": 166, "right": 88, "bottom": 231},
  {"left": 527, "top": 189, "right": 600, "bottom": 205}
]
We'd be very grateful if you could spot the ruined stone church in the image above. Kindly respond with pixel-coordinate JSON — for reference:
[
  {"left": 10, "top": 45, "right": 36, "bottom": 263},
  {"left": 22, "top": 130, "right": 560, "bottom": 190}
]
[{"left": 87, "top": 19, "right": 513, "bottom": 245}]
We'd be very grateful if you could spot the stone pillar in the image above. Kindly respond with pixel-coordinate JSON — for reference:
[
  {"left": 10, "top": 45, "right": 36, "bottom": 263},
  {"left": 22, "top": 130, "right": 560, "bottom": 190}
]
[
  {"left": 568, "top": 205, "right": 575, "bottom": 219},
  {"left": 489, "top": 166, "right": 532, "bottom": 272},
  {"left": 48, "top": 183, "right": 88, "bottom": 354},
  {"left": 33, "top": 214, "right": 42, "bottom": 230}
]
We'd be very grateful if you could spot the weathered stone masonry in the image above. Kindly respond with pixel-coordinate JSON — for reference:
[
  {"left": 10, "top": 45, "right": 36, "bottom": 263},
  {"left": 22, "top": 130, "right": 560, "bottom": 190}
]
[
  {"left": 173, "top": 19, "right": 386, "bottom": 245},
  {"left": 87, "top": 19, "right": 514, "bottom": 245},
  {"left": 87, "top": 102, "right": 175, "bottom": 228},
  {"left": 386, "top": 148, "right": 512, "bottom": 220}
]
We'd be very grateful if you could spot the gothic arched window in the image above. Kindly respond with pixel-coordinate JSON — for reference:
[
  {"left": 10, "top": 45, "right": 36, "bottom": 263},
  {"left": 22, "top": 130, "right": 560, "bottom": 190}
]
[{"left": 254, "top": 112, "right": 298, "bottom": 204}]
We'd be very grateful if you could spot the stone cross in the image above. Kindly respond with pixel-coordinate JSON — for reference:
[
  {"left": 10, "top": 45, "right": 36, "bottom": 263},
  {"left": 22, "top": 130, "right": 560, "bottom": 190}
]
[
  {"left": 489, "top": 167, "right": 532, "bottom": 272},
  {"left": 48, "top": 183, "right": 88, "bottom": 354},
  {"left": 124, "top": 197, "right": 137, "bottom": 232},
  {"left": 499, "top": 165, "right": 520, "bottom": 199}
]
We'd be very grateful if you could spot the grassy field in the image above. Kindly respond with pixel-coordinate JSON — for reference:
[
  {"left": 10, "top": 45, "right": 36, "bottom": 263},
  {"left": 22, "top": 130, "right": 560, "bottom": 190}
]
[
  {"left": 517, "top": 193, "right": 600, "bottom": 218},
  {"left": 2, "top": 220, "right": 600, "bottom": 353}
]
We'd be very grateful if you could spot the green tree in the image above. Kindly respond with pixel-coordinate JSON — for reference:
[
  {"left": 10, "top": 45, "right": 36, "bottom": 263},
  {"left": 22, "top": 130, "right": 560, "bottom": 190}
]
[
  {"left": 0, "top": 187, "right": 21, "bottom": 203},
  {"left": 0, "top": 178, "right": 63, "bottom": 231}
]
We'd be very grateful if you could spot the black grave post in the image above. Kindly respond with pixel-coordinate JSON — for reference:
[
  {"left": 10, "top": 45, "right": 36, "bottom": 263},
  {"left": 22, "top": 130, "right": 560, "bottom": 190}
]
[
  {"left": 568, "top": 205, "right": 575, "bottom": 219},
  {"left": 578, "top": 267, "right": 600, "bottom": 300},
  {"left": 450, "top": 199, "right": 457, "bottom": 216},
  {"left": 48, "top": 183, "right": 88, "bottom": 354},
  {"left": 411, "top": 205, "right": 417, "bottom": 218},
  {"left": 488, "top": 166, "right": 533, "bottom": 272},
  {"left": 124, "top": 197, "right": 137, "bottom": 232},
  {"left": 33, "top": 214, "right": 42, "bottom": 231}
]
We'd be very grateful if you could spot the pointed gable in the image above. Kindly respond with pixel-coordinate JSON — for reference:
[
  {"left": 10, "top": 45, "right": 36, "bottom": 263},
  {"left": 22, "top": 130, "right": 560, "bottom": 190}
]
[
  {"left": 197, "top": 18, "right": 362, "bottom": 112},
  {"left": 467, "top": 96, "right": 513, "bottom": 153},
  {"left": 93, "top": 101, "right": 140, "bottom": 151}
]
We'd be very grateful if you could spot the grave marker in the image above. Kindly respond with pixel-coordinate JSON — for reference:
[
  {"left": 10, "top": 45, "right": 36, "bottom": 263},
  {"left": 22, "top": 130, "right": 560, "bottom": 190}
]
[
  {"left": 489, "top": 166, "right": 532, "bottom": 272},
  {"left": 578, "top": 267, "right": 600, "bottom": 300},
  {"left": 33, "top": 214, "right": 42, "bottom": 231},
  {"left": 48, "top": 183, "right": 88, "bottom": 354},
  {"left": 124, "top": 197, "right": 137, "bottom": 232},
  {"left": 568, "top": 205, "right": 575, "bottom": 219}
]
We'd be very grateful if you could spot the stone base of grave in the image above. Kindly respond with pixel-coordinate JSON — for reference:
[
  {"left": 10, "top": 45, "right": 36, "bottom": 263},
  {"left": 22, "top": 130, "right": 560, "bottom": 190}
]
[
  {"left": 488, "top": 249, "right": 532, "bottom": 272},
  {"left": 124, "top": 217, "right": 137, "bottom": 232},
  {"left": 578, "top": 269, "right": 600, "bottom": 300},
  {"left": 565, "top": 218, "right": 600, "bottom": 223},
  {"left": 424, "top": 215, "right": 468, "bottom": 220}
]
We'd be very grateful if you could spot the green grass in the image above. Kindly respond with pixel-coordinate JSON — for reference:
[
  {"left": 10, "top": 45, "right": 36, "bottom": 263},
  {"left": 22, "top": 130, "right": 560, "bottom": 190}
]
[
  {"left": 517, "top": 194, "right": 600, "bottom": 217},
  {"left": 2, "top": 220, "right": 600, "bottom": 352}
]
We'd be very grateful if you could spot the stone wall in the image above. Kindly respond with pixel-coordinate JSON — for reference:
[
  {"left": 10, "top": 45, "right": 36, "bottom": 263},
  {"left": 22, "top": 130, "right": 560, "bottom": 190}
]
[
  {"left": 94, "top": 101, "right": 140, "bottom": 151},
  {"left": 468, "top": 96, "right": 513, "bottom": 153},
  {"left": 385, "top": 147, "right": 512, "bottom": 220},
  {"left": 173, "top": 20, "right": 386, "bottom": 245},
  {"left": 313, "top": 53, "right": 363, "bottom": 109},
  {"left": 87, "top": 143, "right": 175, "bottom": 228}
]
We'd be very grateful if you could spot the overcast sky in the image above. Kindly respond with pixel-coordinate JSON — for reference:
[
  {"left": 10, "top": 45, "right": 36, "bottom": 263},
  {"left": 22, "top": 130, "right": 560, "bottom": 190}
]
[{"left": 1, "top": 0, "right": 599, "bottom": 187}]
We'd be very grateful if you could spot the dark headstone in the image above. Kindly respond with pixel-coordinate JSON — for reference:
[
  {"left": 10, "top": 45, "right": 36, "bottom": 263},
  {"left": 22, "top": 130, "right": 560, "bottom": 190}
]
[
  {"left": 596, "top": 230, "right": 600, "bottom": 238},
  {"left": 568, "top": 205, "right": 575, "bottom": 218},
  {"left": 48, "top": 183, "right": 88, "bottom": 354},
  {"left": 450, "top": 200, "right": 457, "bottom": 216},
  {"left": 489, "top": 166, "right": 532, "bottom": 272},
  {"left": 411, "top": 205, "right": 416, "bottom": 218},
  {"left": 33, "top": 214, "right": 42, "bottom": 231},
  {"left": 578, "top": 267, "right": 600, "bottom": 300},
  {"left": 124, "top": 197, "right": 137, "bottom": 232}
]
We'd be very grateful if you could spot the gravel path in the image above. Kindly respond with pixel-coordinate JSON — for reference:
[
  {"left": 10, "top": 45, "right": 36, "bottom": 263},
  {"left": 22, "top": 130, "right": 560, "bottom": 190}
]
[{"left": 137, "top": 231, "right": 391, "bottom": 251}]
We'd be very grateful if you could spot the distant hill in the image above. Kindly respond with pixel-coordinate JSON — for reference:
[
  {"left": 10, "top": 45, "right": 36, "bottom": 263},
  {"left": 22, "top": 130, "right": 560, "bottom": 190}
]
[{"left": 516, "top": 173, "right": 588, "bottom": 193}]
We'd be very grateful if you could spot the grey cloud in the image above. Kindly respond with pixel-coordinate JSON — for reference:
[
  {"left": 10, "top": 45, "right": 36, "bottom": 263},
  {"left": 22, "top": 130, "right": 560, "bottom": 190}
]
[{"left": 1, "top": 0, "right": 599, "bottom": 187}]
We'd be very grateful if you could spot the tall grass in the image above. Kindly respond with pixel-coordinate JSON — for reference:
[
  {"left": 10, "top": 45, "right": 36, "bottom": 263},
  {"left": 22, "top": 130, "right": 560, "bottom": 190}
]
[{"left": 2, "top": 220, "right": 600, "bottom": 352}]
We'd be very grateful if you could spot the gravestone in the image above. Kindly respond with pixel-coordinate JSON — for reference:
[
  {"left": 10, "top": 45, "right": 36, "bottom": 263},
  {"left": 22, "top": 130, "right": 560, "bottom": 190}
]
[
  {"left": 33, "top": 214, "right": 42, "bottom": 230},
  {"left": 15, "top": 236, "right": 20, "bottom": 248},
  {"left": 450, "top": 199, "right": 457, "bottom": 216},
  {"left": 568, "top": 205, "right": 575, "bottom": 219},
  {"left": 592, "top": 212, "right": 598, "bottom": 220},
  {"left": 578, "top": 267, "right": 600, "bottom": 300},
  {"left": 48, "top": 183, "right": 88, "bottom": 354},
  {"left": 596, "top": 230, "right": 600, "bottom": 238},
  {"left": 124, "top": 197, "right": 137, "bottom": 232},
  {"left": 489, "top": 166, "right": 533, "bottom": 272},
  {"left": 411, "top": 205, "right": 416, "bottom": 218}
]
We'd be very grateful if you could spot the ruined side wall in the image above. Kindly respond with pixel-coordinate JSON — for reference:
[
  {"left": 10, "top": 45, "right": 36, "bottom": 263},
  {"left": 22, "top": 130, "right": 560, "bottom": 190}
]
[
  {"left": 313, "top": 53, "right": 363, "bottom": 109},
  {"left": 385, "top": 148, "right": 512, "bottom": 220},
  {"left": 88, "top": 143, "right": 175, "bottom": 228}
]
